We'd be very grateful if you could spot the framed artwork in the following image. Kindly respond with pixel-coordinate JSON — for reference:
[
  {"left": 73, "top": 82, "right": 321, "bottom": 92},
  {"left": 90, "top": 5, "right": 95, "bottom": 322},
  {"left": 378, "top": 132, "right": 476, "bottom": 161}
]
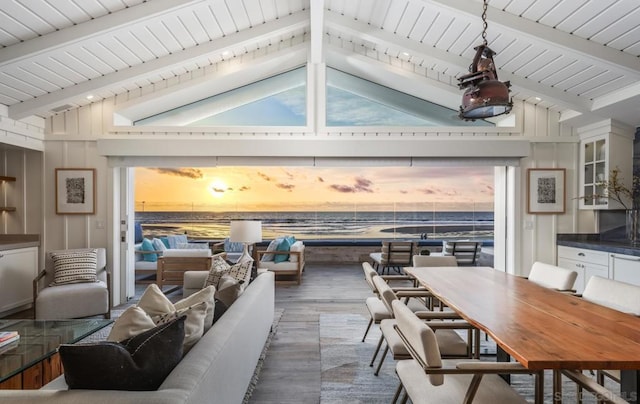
[
  {"left": 527, "top": 168, "right": 566, "bottom": 214},
  {"left": 55, "top": 168, "right": 96, "bottom": 214}
]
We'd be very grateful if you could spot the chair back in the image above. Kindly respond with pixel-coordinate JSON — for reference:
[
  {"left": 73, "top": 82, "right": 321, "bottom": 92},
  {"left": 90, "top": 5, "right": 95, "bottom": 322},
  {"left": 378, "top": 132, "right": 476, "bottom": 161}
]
[
  {"left": 380, "top": 241, "right": 416, "bottom": 266},
  {"left": 44, "top": 248, "right": 107, "bottom": 286},
  {"left": 528, "top": 261, "right": 577, "bottom": 291},
  {"left": 392, "top": 300, "right": 444, "bottom": 385},
  {"left": 372, "top": 276, "right": 398, "bottom": 314},
  {"left": 582, "top": 276, "right": 640, "bottom": 316},
  {"left": 442, "top": 241, "right": 482, "bottom": 266},
  {"left": 412, "top": 255, "right": 458, "bottom": 267},
  {"left": 362, "top": 262, "right": 378, "bottom": 293}
]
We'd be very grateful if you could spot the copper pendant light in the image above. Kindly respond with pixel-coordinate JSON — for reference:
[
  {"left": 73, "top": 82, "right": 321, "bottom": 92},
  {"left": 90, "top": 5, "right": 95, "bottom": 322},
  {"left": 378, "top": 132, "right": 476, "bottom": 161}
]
[{"left": 458, "top": 0, "right": 512, "bottom": 121}]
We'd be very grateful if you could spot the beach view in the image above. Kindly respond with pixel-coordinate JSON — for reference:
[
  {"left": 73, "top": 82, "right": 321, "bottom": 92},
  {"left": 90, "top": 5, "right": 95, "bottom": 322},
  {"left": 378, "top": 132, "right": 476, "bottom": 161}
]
[{"left": 135, "top": 166, "right": 495, "bottom": 241}]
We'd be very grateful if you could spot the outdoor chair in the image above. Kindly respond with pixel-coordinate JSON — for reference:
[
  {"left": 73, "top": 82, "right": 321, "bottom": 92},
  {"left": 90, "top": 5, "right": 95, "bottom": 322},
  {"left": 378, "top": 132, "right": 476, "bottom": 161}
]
[
  {"left": 527, "top": 261, "right": 577, "bottom": 291},
  {"left": 562, "top": 275, "right": 640, "bottom": 402},
  {"left": 370, "top": 241, "right": 417, "bottom": 275},
  {"left": 33, "top": 248, "right": 111, "bottom": 320},
  {"left": 442, "top": 240, "right": 483, "bottom": 266},
  {"left": 369, "top": 276, "right": 473, "bottom": 376},
  {"left": 156, "top": 249, "right": 213, "bottom": 290},
  {"left": 391, "top": 299, "right": 541, "bottom": 404}
]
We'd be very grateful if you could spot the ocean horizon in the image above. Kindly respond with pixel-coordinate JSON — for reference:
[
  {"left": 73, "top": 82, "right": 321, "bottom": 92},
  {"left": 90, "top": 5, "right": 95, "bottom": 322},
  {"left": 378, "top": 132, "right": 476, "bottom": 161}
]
[{"left": 135, "top": 210, "right": 494, "bottom": 241}]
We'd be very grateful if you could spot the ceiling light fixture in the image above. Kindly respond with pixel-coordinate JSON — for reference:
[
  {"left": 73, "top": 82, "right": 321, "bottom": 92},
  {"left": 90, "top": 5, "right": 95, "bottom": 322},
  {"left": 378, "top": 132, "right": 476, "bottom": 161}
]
[
  {"left": 458, "top": 0, "right": 512, "bottom": 121},
  {"left": 86, "top": 94, "right": 94, "bottom": 100}
]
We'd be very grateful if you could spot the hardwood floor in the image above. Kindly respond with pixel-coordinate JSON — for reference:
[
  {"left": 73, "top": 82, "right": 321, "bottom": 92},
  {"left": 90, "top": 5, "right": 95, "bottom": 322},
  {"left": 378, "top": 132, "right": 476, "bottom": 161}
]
[{"left": 248, "top": 262, "right": 375, "bottom": 403}]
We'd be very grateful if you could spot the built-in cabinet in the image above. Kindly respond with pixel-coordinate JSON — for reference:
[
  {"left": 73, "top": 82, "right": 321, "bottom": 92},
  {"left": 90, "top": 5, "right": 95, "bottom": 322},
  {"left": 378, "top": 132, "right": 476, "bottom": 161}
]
[
  {"left": 557, "top": 246, "right": 609, "bottom": 293},
  {"left": 0, "top": 176, "right": 16, "bottom": 212},
  {"left": 557, "top": 245, "right": 640, "bottom": 293},
  {"left": 578, "top": 120, "right": 634, "bottom": 210},
  {"left": 0, "top": 247, "right": 38, "bottom": 314}
]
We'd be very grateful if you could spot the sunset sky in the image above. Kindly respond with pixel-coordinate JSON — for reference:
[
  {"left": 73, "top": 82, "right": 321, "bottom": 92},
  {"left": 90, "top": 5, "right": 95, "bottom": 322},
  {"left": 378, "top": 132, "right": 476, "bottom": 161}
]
[{"left": 134, "top": 166, "right": 494, "bottom": 212}]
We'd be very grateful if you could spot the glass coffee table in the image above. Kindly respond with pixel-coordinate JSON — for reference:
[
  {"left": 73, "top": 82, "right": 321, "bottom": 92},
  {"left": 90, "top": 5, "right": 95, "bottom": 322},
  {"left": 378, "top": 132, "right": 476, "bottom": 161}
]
[{"left": 0, "top": 318, "right": 112, "bottom": 389}]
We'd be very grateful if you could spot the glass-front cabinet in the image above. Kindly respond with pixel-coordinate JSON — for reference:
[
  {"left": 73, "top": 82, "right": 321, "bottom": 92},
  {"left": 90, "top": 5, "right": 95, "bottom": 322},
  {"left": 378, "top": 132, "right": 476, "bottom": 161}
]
[{"left": 578, "top": 120, "right": 634, "bottom": 210}]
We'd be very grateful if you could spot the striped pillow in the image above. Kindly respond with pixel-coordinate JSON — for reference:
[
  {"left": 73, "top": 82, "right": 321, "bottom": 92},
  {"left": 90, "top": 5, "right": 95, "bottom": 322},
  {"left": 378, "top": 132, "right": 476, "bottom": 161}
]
[{"left": 50, "top": 249, "right": 98, "bottom": 286}]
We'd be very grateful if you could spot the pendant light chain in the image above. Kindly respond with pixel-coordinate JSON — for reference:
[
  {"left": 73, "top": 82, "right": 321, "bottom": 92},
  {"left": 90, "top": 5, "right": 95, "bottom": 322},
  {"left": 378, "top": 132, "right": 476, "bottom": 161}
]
[{"left": 481, "top": 0, "right": 488, "bottom": 45}]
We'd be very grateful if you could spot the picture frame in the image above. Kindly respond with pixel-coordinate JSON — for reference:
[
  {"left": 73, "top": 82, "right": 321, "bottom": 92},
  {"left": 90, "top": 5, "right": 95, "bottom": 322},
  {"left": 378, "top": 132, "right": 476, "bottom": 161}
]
[
  {"left": 55, "top": 168, "right": 96, "bottom": 215},
  {"left": 527, "top": 168, "right": 566, "bottom": 214}
]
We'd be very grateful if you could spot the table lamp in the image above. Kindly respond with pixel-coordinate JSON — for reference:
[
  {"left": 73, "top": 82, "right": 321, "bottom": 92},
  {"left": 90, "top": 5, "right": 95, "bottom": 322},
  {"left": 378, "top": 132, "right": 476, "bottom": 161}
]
[{"left": 229, "top": 220, "right": 262, "bottom": 263}]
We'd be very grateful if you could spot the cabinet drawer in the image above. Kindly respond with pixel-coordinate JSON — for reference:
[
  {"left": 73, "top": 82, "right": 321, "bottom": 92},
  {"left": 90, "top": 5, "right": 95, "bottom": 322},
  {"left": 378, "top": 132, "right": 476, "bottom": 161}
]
[{"left": 557, "top": 246, "right": 609, "bottom": 266}]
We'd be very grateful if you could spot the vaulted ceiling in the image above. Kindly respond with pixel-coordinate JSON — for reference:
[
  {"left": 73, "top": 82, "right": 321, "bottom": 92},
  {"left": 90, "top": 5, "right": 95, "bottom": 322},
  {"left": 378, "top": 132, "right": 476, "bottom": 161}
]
[{"left": 0, "top": 0, "right": 639, "bottom": 127}]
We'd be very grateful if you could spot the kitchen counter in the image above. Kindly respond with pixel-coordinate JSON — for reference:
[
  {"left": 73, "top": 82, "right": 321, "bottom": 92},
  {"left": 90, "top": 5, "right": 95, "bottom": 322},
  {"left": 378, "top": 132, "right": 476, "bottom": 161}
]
[
  {"left": 557, "top": 233, "right": 640, "bottom": 257},
  {"left": 0, "top": 234, "right": 40, "bottom": 251}
]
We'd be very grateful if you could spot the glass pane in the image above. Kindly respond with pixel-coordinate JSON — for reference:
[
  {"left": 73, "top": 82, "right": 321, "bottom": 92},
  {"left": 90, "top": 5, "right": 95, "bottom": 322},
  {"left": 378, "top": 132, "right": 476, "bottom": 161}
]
[
  {"left": 584, "top": 164, "right": 594, "bottom": 185},
  {"left": 584, "top": 141, "right": 594, "bottom": 163},
  {"left": 583, "top": 185, "right": 593, "bottom": 205},
  {"left": 595, "top": 139, "right": 606, "bottom": 161}
]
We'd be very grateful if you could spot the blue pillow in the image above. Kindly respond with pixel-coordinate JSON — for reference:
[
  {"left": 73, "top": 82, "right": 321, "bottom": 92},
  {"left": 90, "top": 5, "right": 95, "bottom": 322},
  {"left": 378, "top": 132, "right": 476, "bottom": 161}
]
[
  {"left": 274, "top": 237, "right": 292, "bottom": 263},
  {"left": 285, "top": 235, "right": 296, "bottom": 245},
  {"left": 160, "top": 237, "right": 170, "bottom": 249},
  {"left": 134, "top": 222, "right": 143, "bottom": 244},
  {"left": 140, "top": 238, "right": 157, "bottom": 262}
]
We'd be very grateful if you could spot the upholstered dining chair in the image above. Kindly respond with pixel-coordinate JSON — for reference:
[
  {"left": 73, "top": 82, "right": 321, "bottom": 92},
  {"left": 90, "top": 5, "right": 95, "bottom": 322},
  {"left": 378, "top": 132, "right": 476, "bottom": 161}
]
[
  {"left": 442, "top": 240, "right": 482, "bottom": 266},
  {"left": 33, "top": 248, "right": 111, "bottom": 319},
  {"left": 369, "top": 276, "right": 473, "bottom": 376},
  {"left": 566, "top": 275, "right": 640, "bottom": 399},
  {"left": 361, "top": 262, "right": 432, "bottom": 342},
  {"left": 412, "top": 255, "right": 458, "bottom": 267},
  {"left": 370, "top": 241, "right": 417, "bottom": 274},
  {"left": 391, "top": 299, "right": 540, "bottom": 404},
  {"left": 527, "top": 261, "right": 578, "bottom": 291}
]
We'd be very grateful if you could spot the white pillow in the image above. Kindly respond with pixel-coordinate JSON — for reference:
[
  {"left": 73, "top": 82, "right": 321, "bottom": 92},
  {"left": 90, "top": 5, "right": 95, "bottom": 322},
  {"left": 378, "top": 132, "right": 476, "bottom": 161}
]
[
  {"left": 152, "top": 238, "right": 167, "bottom": 252},
  {"left": 261, "top": 238, "right": 282, "bottom": 262},
  {"left": 289, "top": 241, "right": 304, "bottom": 263},
  {"left": 50, "top": 249, "right": 98, "bottom": 286},
  {"left": 177, "top": 242, "right": 209, "bottom": 250},
  {"left": 106, "top": 306, "right": 156, "bottom": 342}
]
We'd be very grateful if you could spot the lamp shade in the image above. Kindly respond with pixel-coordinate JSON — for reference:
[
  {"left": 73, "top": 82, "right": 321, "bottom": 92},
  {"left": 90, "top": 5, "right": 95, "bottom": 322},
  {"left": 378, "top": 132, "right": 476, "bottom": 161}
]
[{"left": 229, "top": 220, "right": 262, "bottom": 244}]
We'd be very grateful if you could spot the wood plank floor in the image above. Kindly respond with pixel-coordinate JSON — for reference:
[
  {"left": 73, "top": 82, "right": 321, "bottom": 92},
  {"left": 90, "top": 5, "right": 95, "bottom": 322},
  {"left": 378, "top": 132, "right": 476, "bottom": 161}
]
[{"left": 248, "top": 262, "right": 376, "bottom": 403}]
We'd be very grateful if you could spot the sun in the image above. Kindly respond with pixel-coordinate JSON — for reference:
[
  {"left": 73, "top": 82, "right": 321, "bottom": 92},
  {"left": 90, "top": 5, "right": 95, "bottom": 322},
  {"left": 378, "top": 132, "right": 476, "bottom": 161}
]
[{"left": 208, "top": 179, "right": 228, "bottom": 198}]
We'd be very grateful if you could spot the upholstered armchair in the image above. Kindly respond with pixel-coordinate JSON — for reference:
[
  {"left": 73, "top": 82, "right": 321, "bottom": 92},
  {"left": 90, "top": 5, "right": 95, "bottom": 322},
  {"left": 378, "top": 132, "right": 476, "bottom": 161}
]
[
  {"left": 257, "top": 240, "right": 305, "bottom": 284},
  {"left": 33, "top": 248, "right": 111, "bottom": 319}
]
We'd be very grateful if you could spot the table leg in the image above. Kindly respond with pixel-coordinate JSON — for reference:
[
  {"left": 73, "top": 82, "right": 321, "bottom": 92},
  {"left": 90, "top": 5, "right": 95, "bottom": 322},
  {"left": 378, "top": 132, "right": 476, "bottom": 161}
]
[
  {"left": 497, "top": 345, "right": 510, "bottom": 383},
  {"left": 553, "top": 370, "right": 562, "bottom": 404},
  {"left": 621, "top": 370, "right": 639, "bottom": 404}
]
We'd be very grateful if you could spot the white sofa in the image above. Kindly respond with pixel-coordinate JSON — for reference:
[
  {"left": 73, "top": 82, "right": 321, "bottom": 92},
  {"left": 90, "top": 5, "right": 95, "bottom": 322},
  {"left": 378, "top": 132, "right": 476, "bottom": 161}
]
[{"left": 0, "top": 271, "right": 276, "bottom": 404}]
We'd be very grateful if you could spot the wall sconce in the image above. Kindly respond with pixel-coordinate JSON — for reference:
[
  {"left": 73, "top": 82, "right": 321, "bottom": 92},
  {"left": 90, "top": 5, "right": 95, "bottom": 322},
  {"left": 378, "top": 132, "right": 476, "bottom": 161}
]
[{"left": 458, "top": 0, "right": 512, "bottom": 121}]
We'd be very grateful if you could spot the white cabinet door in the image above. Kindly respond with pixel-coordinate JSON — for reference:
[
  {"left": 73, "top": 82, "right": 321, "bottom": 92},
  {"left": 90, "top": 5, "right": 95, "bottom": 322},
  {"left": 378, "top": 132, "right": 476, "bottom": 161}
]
[
  {"left": 609, "top": 253, "right": 640, "bottom": 286},
  {"left": 0, "top": 247, "right": 38, "bottom": 313}
]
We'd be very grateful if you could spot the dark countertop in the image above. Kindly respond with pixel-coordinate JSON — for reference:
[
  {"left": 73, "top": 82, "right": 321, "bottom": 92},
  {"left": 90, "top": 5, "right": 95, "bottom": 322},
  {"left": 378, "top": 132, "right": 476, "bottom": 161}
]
[
  {"left": 0, "top": 234, "right": 40, "bottom": 251},
  {"left": 557, "top": 233, "right": 640, "bottom": 257}
]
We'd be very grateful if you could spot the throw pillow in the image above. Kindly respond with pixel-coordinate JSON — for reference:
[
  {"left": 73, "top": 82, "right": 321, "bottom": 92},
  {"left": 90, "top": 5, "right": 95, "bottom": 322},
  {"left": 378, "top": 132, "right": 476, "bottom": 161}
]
[
  {"left": 60, "top": 316, "right": 185, "bottom": 391},
  {"left": 107, "top": 306, "right": 156, "bottom": 342},
  {"left": 50, "top": 249, "right": 98, "bottom": 286},
  {"left": 289, "top": 240, "right": 304, "bottom": 263},
  {"left": 215, "top": 274, "right": 244, "bottom": 308},
  {"left": 260, "top": 238, "right": 282, "bottom": 262},
  {"left": 160, "top": 236, "right": 170, "bottom": 248},
  {"left": 228, "top": 260, "right": 253, "bottom": 286},
  {"left": 136, "top": 284, "right": 213, "bottom": 351},
  {"left": 212, "top": 298, "right": 228, "bottom": 324},
  {"left": 140, "top": 238, "right": 157, "bottom": 262},
  {"left": 175, "top": 285, "right": 216, "bottom": 332},
  {"left": 274, "top": 237, "right": 292, "bottom": 263},
  {"left": 203, "top": 255, "right": 232, "bottom": 288},
  {"left": 152, "top": 238, "right": 167, "bottom": 252}
]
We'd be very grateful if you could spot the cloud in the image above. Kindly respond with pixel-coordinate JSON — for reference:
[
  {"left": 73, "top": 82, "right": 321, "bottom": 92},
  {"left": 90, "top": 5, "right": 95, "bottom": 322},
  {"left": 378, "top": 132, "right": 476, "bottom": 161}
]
[
  {"left": 150, "top": 168, "right": 203, "bottom": 179},
  {"left": 257, "top": 172, "right": 272, "bottom": 182},
  {"left": 329, "top": 176, "right": 374, "bottom": 193},
  {"left": 276, "top": 183, "right": 295, "bottom": 191},
  {"left": 210, "top": 187, "right": 226, "bottom": 194},
  {"left": 238, "top": 186, "right": 250, "bottom": 191},
  {"left": 418, "top": 187, "right": 437, "bottom": 195}
]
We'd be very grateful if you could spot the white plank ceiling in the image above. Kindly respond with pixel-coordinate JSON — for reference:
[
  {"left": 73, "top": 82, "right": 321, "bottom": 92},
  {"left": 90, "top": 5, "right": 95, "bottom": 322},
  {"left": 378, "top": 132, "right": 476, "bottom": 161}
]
[{"left": 0, "top": 0, "right": 638, "bottom": 126}]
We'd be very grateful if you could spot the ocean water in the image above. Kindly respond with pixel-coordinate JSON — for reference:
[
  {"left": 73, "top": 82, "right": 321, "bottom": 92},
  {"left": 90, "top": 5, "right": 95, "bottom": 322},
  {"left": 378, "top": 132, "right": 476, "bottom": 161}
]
[{"left": 135, "top": 211, "right": 494, "bottom": 240}]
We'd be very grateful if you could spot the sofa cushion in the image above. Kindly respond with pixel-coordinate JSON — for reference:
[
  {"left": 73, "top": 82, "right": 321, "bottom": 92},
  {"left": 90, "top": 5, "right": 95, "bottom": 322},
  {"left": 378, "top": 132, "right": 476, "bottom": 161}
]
[
  {"left": 167, "top": 234, "right": 188, "bottom": 249},
  {"left": 140, "top": 238, "right": 158, "bottom": 262},
  {"left": 111, "top": 284, "right": 214, "bottom": 352},
  {"left": 50, "top": 249, "right": 98, "bottom": 286},
  {"left": 59, "top": 316, "right": 185, "bottom": 391},
  {"left": 215, "top": 274, "right": 243, "bottom": 307},
  {"left": 274, "top": 237, "right": 292, "bottom": 263}
]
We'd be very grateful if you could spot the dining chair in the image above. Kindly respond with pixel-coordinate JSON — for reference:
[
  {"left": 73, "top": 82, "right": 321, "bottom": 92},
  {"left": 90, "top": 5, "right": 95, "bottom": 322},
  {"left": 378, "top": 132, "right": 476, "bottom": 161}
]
[
  {"left": 370, "top": 241, "right": 417, "bottom": 274},
  {"left": 527, "top": 261, "right": 578, "bottom": 291},
  {"left": 568, "top": 275, "right": 640, "bottom": 401},
  {"left": 391, "top": 299, "right": 540, "bottom": 404},
  {"left": 441, "top": 241, "right": 483, "bottom": 266},
  {"left": 369, "top": 276, "right": 473, "bottom": 376},
  {"left": 361, "top": 263, "right": 432, "bottom": 342},
  {"left": 412, "top": 255, "right": 458, "bottom": 267}
]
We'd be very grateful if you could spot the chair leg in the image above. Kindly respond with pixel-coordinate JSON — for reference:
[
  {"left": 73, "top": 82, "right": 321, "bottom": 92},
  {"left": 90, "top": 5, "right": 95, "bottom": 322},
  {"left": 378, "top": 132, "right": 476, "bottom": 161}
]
[
  {"left": 374, "top": 345, "right": 389, "bottom": 376},
  {"left": 370, "top": 335, "right": 385, "bottom": 366},
  {"left": 362, "top": 318, "right": 373, "bottom": 342},
  {"left": 392, "top": 382, "right": 403, "bottom": 404}
]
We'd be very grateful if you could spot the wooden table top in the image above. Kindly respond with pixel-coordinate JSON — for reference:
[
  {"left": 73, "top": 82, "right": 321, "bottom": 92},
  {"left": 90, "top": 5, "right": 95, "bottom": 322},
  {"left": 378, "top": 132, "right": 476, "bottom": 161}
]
[{"left": 405, "top": 266, "right": 640, "bottom": 370}]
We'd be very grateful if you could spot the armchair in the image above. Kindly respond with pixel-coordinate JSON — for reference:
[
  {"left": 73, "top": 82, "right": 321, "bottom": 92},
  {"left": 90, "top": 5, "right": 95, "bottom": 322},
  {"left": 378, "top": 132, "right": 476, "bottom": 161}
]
[
  {"left": 370, "top": 241, "right": 417, "bottom": 275},
  {"left": 257, "top": 240, "right": 305, "bottom": 284},
  {"left": 33, "top": 248, "right": 111, "bottom": 320}
]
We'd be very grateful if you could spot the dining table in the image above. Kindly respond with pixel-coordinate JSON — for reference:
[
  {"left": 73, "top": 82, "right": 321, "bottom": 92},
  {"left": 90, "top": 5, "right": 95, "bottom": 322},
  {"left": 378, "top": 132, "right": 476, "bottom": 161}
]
[{"left": 404, "top": 265, "right": 640, "bottom": 404}]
